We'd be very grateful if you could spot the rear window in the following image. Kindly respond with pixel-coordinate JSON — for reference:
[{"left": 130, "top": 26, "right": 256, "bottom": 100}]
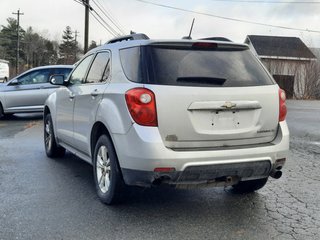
[
  {"left": 119, "top": 47, "right": 143, "bottom": 82},
  {"left": 120, "top": 45, "right": 274, "bottom": 87}
]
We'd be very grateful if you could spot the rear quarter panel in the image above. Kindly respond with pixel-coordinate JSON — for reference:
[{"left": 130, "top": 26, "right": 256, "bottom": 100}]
[{"left": 95, "top": 83, "right": 137, "bottom": 135}]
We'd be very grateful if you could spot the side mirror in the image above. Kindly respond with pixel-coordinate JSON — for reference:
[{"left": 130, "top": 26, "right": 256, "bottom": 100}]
[
  {"left": 8, "top": 79, "right": 19, "bottom": 86},
  {"left": 50, "top": 75, "right": 67, "bottom": 85}
]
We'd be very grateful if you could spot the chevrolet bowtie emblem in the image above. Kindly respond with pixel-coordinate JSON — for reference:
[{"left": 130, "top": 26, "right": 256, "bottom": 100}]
[{"left": 221, "top": 102, "right": 237, "bottom": 109}]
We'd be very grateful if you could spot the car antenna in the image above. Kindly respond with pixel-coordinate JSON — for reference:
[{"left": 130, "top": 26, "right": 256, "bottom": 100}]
[{"left": 182, "top": 18, "right": 195, "bottom": 40}]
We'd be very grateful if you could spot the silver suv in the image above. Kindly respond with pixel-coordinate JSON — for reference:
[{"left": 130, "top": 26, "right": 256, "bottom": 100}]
[
  {"left": 44, "top": 34, "right": 289, "bottom": 204},
  {"left": 0, "top": 65, "right": 72, "bottom": 118}
]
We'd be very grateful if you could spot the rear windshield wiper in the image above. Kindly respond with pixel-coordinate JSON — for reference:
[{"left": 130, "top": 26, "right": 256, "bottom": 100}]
[{"left": 177, "top": 77, "right": 226, "bottom": 85}]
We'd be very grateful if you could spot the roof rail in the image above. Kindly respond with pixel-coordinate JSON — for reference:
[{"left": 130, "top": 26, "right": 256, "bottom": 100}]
[
  {"left": 107, "top": 33, "right": 149, "bottom": 44},
  {"left": 199, "top": 37, "right": 232, "bottom": 42}
]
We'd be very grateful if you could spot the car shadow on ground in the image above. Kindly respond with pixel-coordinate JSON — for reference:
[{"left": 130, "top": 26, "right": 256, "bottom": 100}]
[
  {"left": 51, "top": 151, "right": 265, "bottom": 208},
  {"left": 1, "top": 113, "right": 43, "bottom": 121},
  {"left": 42, "top": 151, "right": 271, "bottom": 239},
  {"left": 0, "top": 113, "right": 43, "bottom": 138}
]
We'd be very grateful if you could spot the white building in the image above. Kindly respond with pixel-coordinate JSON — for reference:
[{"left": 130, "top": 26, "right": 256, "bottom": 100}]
[{"left": 0, "top": 59, "right": 9, "bottom": 82}]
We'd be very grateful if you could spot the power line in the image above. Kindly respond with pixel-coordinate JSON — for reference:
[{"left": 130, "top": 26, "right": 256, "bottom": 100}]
[
  {"left": 77, "top": 0, "right": 121, "bottom": 37},
  {"left": 90, "top": 7, "right": 121, "bottom": 36},
  {"left": 134, "top": 0, "right": 320, "bottom": 34},
  {"left": 209, "top": 0, "right": 320, "bottom": 3},
  {"left": 89, "top": 11, "right": 118, "bottom": 37},
  {"left": 12, "top": 9, "right": 24, "bottom": 75},
  {"left": 92, "top": 0, "right": 126, "bottom": 35},
  {"left": 95, "top": 0, "right": 126, "bottom": 34},
  {"left": 91, "top": 9, "right": 120, "bottom": 36},
  {"left": 72, "top": 0, "right": 121, "bottom": 48},
  {"left": 72, "top": 0, "right": 83, "bottom": 6},
  {"left": 72, "top": 0, "right": 89, "bottom": 51}
]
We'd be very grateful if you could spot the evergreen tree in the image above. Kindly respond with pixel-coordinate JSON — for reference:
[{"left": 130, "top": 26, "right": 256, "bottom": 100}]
[
  {"left": 59, "top": 26, "right": 77, "bottom": 64},
  {"left": 88, "top": 40, "right": 98, "bottom": 51},
  {"left": 0, "top": 18, "right": 25, "bottom": 73}
]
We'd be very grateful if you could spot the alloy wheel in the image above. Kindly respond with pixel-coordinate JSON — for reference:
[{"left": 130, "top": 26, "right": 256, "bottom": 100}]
[
  {"left": 96, "top": 145, "right": 111, "bottom": 193},
  {"left": 45, "top": 119, "right": 52, "bottom": 151}
]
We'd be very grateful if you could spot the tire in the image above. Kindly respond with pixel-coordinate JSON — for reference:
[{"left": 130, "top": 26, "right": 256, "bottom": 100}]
[
  {"left": 93, "top": 134, "right": 125, "bottom": 205},
  {"left": 44, "top": 113, "right": 65, "bottom": 158},
  {"left": 232, "top": 177, "right": 268, "bottom": 194}
]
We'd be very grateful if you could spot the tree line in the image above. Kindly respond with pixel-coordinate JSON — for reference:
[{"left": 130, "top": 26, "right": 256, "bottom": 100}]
[{"left": 0, "top": 18, "right": 98, "bottom": 77}]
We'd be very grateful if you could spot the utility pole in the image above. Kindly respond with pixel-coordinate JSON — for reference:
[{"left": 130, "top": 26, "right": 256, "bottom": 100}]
[
  {"left": 74, "top": 30, "right": 79, "bottom": 44},
  {"left": 83, "top": 0, "right": 90, "bottom": 53},
  {"left": 12, "top": 9, "right": 24, "bottom": 75},
  {"left": 74, "top": 30, "right": 79, "bottom": 62}
]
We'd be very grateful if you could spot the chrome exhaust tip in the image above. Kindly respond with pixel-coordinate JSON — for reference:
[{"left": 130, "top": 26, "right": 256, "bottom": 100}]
[{"left": 270, "top": 170, "right": 282, "bottom": 179}]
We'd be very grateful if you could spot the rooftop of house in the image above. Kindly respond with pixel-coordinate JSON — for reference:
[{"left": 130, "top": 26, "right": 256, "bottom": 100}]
[
  {"left": 245, "top": 35, "right": 316, "bottom": 59},
  {"left": 310, "top": 48, "right": 320, "bottom": 60}
]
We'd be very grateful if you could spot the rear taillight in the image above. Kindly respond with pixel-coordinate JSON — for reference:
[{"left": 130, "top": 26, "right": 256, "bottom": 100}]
[
  {"left": 125, "top": 88, "right": 158, "bottom": 127},
  {"left": 279, "top": 88, "right": 287, "bottom": 122}
]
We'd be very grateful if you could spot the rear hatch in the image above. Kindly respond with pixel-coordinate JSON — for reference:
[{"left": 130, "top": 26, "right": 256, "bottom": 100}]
[{"left": 120, "top": 41, "right": 279, "bottom": 149}]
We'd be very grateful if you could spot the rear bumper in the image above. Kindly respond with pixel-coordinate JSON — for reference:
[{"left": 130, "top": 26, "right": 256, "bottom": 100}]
[
  {"left": 121, "top": 160, "right": 272, "bottom": 188},
  {"left": 112, "top": 121, "right": 289, "bottom": 187}
]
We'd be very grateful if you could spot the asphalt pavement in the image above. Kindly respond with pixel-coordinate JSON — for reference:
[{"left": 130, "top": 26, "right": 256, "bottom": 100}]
[{"left": 0, "top": 101, "right": 319, "bottom": 240}]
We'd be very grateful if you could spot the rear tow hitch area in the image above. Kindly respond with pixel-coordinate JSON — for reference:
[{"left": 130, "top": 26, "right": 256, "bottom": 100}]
[{"left": 173, "top": 176, "right": 240, "bottom": 189}]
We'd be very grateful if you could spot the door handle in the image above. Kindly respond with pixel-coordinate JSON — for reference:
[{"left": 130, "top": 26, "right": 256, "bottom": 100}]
[{"left": 91, "top": 89, "right": 99, "bottom": 97}]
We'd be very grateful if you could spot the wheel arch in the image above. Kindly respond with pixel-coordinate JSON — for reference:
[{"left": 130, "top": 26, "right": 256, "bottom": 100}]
[
  {"left": 90, "top": 121, "right": 113, "bottom": 161},
  {"left": 44, "top": 105, "right": 50, "bottom": 117},
  {"left": 0, "top": 101, "right": 4, "bottom": 118},
  {"left": 91, "top": 121, "right": 126, "bottom": 188},
  {"left": 43, "top": 105, "right": 60, "bottom": 144}
]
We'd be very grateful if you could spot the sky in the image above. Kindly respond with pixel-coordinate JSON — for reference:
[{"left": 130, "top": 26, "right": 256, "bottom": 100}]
[{"left": 1, "top": 0, "right": 320, "bottom": 48}]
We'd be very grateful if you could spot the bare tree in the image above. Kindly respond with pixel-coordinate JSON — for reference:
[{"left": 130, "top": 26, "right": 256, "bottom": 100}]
[{"left": 296, "top": 60, "right": 320, "bottom": 99}]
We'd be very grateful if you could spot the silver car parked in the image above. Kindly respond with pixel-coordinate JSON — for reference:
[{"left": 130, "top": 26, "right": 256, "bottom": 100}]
[
  {"left": 0, "top": 65, "right": 73, "bottom": 118},
  {"left": 44, "top": 34, "right": 289, "bottom": 205}
]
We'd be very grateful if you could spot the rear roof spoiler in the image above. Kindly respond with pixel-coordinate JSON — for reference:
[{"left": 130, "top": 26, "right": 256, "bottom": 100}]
[{"left": 107, "top": 33, "right": 149, "bottom": 44}]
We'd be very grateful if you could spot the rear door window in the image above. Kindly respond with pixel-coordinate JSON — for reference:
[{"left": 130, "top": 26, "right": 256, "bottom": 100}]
[
  {"left": 86, "top": 52, "right": 111, "bottom": 83},
  {"left": 69, "top": 55, "right": 94, "bottom": 85},
  {"left": 119, "top": 47, "right": 142, "bottom": 82}
]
